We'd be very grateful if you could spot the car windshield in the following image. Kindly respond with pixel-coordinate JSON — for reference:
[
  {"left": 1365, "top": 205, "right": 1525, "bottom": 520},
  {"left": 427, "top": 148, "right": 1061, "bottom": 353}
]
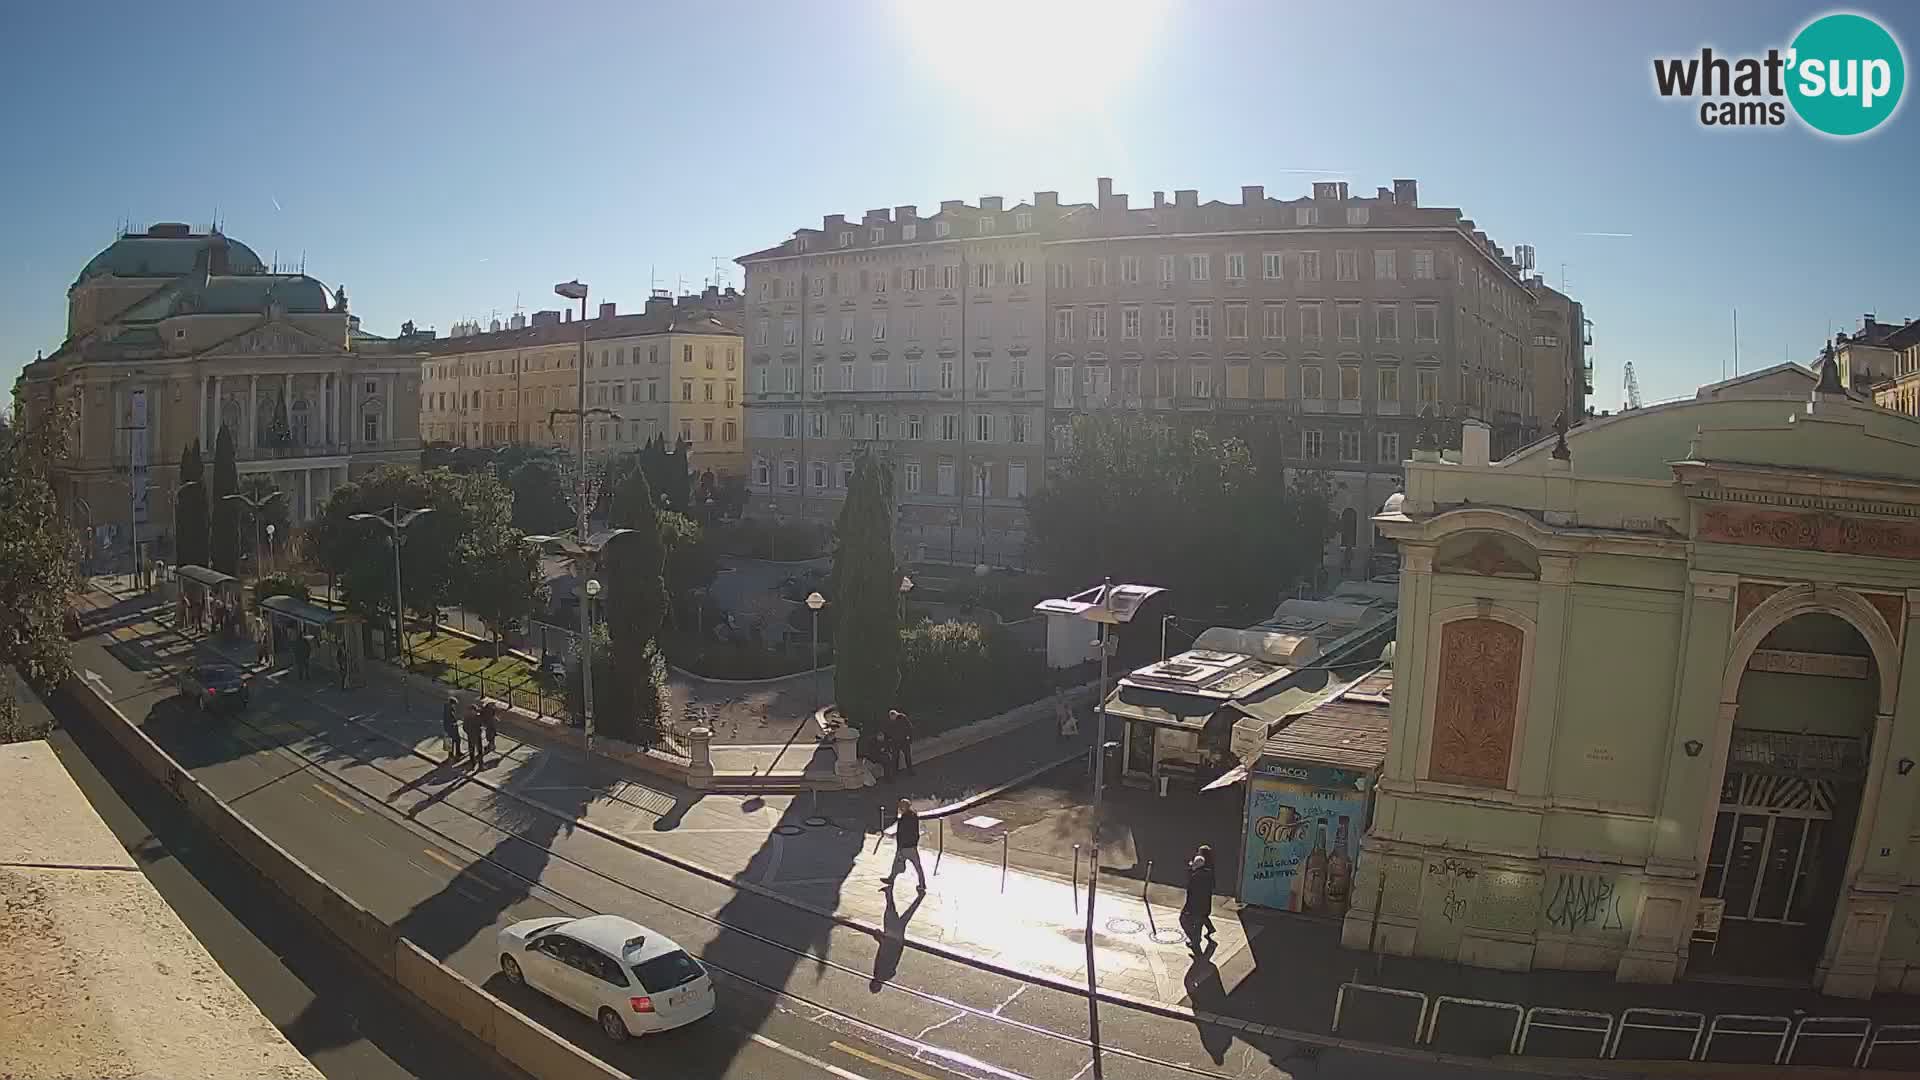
[
  {"left": 631, "top": 949, "right": 703, "bottom": 993},
  {"left": 201, "top": 667, "right": 241, "bottom": 686}
]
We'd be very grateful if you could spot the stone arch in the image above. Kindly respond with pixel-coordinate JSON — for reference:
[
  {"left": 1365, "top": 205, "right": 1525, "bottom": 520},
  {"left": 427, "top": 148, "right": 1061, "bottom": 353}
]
[{"left": 1721, "top": 583, "right": 1900, "bottom": 715}]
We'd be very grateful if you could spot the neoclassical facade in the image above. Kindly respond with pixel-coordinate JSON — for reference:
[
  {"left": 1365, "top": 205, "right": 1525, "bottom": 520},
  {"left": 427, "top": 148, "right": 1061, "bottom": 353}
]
[
  {"left": 1351, "top": 374, "right": 1920, "bottom": 998},
  {"left": 16, "top": 224, "right": 420, "bottom": 561}
]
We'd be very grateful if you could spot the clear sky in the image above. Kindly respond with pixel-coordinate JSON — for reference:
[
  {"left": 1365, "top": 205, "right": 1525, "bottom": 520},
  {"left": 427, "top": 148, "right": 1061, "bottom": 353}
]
[{"left": 3, "top": 0, "right": 1916, "bottom": 407}]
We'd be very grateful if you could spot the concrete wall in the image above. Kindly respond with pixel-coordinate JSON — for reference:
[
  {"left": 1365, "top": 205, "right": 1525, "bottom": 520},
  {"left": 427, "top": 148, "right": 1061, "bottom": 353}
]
[{"left": 60, "top": 674, "right": 628, "bottom": 1080}]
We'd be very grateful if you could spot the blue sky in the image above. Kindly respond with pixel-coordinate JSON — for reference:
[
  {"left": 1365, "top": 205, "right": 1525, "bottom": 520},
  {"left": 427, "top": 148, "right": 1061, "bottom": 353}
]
[{"left": 3, "top": 0, "right": 1916, "bottom": 407}]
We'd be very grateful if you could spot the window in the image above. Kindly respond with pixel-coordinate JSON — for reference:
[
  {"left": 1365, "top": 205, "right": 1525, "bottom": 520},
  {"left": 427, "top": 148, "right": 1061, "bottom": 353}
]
[
  {"left": 840, "top": 317, "right": 854, "bottom": 342},
  {"left": 904, "top": 460, "right": 922, "bottom": 493},
  {"left": 870, "top": 361, "right": 887, "bottom": 389},
  {"left": 1375, "top": 250, "right": 1396, "bottom": 281},
  {"left": 906, "top": 360, "right": 923, "bottom": 389},
  {"left": 1010, "top": 259, "right": 1031, "bottom": 286},
  {"left": 1011, "top": 413, "right": 1029, "bottom": 443},
  {"left": 811, "top": 275, "right": 825, "bottom": 297},
  {"left": 810, "top": 363, "right": 824, "bottom": 393},
  {"left": 940, "top": 413, "right": 960, "bottom": 441},
  {"left": 973, "top": 464, "right": 990, "bottom": 499},
  {"left": 1339, "top": 365, "right": 1361, "bottom": 400},
  {"left": 1338, "top": 429, "right": 1361, "bottom": 461},
  {"left": 1008, "top": 461, "right": 1027, "bottom": 498},
  {"left": 363, "top": 414, "right": 379, "bottom": 442},
  {"left": 1226, "top": 253, "right": 1245, "bottom": 281},
  {"left": 1336, "top": 250, "right": 1358, "bottom": 281},
  {"left": 1120, "top": 255, "right": 1140, "bottom": 283},
  {"left": 905, "top": 267, "right": 925, "bottom": 291},
  {"left": 1295, "top": 206, "right": 1318, "bottom": 226},
  {"left": 838, "top": 230, "right": 853, "bottom": 248},
  {"left": 1302, "top": 366, "right": 1325, "bottom": 399},
  {"left": 703, "top": 419, "right": 715, "bottom": 442},
  {"left": 783, "top": 412, "right": 797, "bottom": 437},
  {"left": 1262, "top": 252, "right": 1284, "bottom": 280},
  {"left": 1188, "top": 254, "right": 1210, "bottom": 281},
  {"left": 1300, "top": 303, "right": 1323, "bottom": 341},
  {"left": 836, "top": 460, "right": 852, "bottom": 489},
  {"left": 941, "top": 309, "right": 956, "bottom": 338},
  {"left": 970, "top": 262, "right": 994, "bottom": 288},
  {"left": 682, "top": 380, "right": 693, "bottom": 402},
  {"left": 903, "top": 223, "right": 918, "bottom": 241},
  {"left": 1190, "top": 364, "right": 1213, "bottom": 398},
  {"left": 1263, "top": 303, "right": 1285, "bottom": 339},
  {"left": 1338, "top": 303, "right": 1361, "bottom": 341},
  {"left": 1158, "top": 254, "right": 1175, "bottom": 283},
  {"left": 650, "top": 345, "right": 661, "bottom": 364},
  {"left": 1087, "top": 307, "right": 1107, "bottom": 340},
  {"left": 1014, "top": 211, "right": 1032, "bottom": 231},
  {"left": 974, "top": 413, "right": 992, "bottom": 442},
  {"left": 1417, "top": 367, "right": 1440, "bottom": 405},
  {"left": 1413, "top": 249, "right": 1435, "bottom": 279},
  {"left": 1053, "top": 308, "right": 1073, "bottom": 341},
  {"left": 1121, "top": 363, "right": 1141, "bottom": 396},
  {"left": 937, "top": 461, "right": 955, "bottom": 495},
  {"left": 1191, "top": 305, "right": 1212, "bottom": 340},
  {"left": 1049, "top": 261, "right": 1070, "bottom": 289},
  {"left": 1087, "top": 259, "right": 1107, "bottom": 287},
  {"left": 1379, "top": 431, "right": 1401, "bottom": 462},
  {"left": 1300, "top": 251, "right": 1321, "bottom": 281},
  {"left": 1414, "top": 304, "right": 1439, "bottom": 342},
  {"left": 840, "top": 361, "right": 854, "bottom": 389},
  {"left": 755, "top": 319, "right": 768, "bottom": 346},
  {"left": 1011, "top": 359, "right": 1026, "bottom": 389},
  {"left": 905, "top": 413, "right": 923, "bottom": 439},
  {"left": 978, "top": 216, "right": 995, "bottom": 234},
  {"left": 811, "top": 460, "right": 827, "bottom": 489},
  {"left": 1083, "top": 363, "right": 1110, "bottom": 403},
  {"left": 1302, "top": 428, "right": 1323, "bottom": 458},
  {"left": 1347, "top": 206, "right": 1370, "bottom": 225},
  {"left": 781, "top": 459, "right": 798, "bottom": 487},
  {"left": 1157, "top": 305, "right": 1176, "bottom": 339},
  {"left": 973, "top": 359, "right": 990, "bottom": 389},
  {"left": 1156, "top": 365, "right": 1176, "bottom": 399},
  {"left": 783, "top": 319, "right": 797, "bottom": 346},
  {"left": 1376, "top": 304, "right": 1399, "bottom": 342},
  {"left": 934, "top": 220, "right": 951, "bottom": 237},
  {"left": 811, "top": 320, "right": 825, "bottom": 345},
  {"left": 782, "top": 365, "right": 798, "bottom": 392},
  {"left": 939, "top": 360, "right": 955, "bottom": 390},
  {"left": 1121, "top": 306, "right": 1141, "bottom": 340},
  {"left": 753, "top": 457, "right": 770, "bottom": 486},
  {"left": 870, "top": 226, "right": 885, "bottom": 244},
  {"left": 1226, "top": 303, "right": 1248, "bottom": 340},
  {"left": 1378, "top": 366, "right": 1400, "bottom": 402},
  {"left": 873, "top": 312, "right": 887, "bottom": 341},
  {"left": 874, "top": 271, "right": 887, "bottom": 295}
]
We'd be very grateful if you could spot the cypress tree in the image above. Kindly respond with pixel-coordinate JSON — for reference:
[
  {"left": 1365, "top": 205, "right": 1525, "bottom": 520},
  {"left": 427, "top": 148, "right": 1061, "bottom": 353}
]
[
  {"left": 174, "top": 441, "right": 208, "bottom": 567},
  {"left": 209, "top": 424, "right": 240, "bottom": 574},
  {"left": 829, "top": 452, "right": 900, "bottom": 736}
]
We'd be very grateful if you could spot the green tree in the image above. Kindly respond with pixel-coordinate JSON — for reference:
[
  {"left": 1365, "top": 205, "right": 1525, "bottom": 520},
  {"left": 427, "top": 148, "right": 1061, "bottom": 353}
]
[
  {"left": 829, "top": 452, "right": 900, "bottom": 735},
  {"left": 658, "top": 511, "right": 717, "bottom": 625},
  {"left": 0, "top": 400, "right": 81, "bottom": 697},
  {"left": 208, "top": 424, "right": 240, "bottom": 574},
  {"left": 454, "top": 471, "right": 545, "bottom": 657},
  {"left": 618, "top": 432, "right": 693, "bottom": 514},
  {"left": 601, "top": 465, "right": 667, "bottom": 742},
  {"left": 509, "top": 459, "right": 575, "bottom": 534},
  {"left": 310, "top": 466, "right": 476, "bottom": 650},
  {"left": 174, "top": 440, "right": 208, "bottom": 567}
]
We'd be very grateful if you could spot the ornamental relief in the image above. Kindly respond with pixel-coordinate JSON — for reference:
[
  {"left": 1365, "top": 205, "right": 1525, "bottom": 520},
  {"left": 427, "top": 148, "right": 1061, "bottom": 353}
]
[
  {"left": 1699, "top": 504, "right": 1920, "bottom": 561},
  {"left": 1428, "top": 617, "right": 1524, "bottom": 788}
]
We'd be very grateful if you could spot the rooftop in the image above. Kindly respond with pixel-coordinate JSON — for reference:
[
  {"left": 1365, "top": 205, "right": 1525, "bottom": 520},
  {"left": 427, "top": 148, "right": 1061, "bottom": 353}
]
[
  {"left": 420, "top": 300, "right": 741, "bottom": 357},
  {"left": 74, "top": 224, "right": 266, "bottom": 287}
]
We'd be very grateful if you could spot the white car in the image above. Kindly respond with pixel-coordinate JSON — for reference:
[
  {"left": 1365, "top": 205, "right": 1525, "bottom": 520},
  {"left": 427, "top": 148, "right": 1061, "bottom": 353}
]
[{"left": 497, "top": 914, "right": 715, "bottom": 1041}]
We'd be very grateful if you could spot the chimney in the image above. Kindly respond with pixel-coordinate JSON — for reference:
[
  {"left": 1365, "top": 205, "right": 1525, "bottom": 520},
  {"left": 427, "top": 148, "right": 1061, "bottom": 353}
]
[
  {"left": 895, "top": 204, "right": 918, "bottom": 221},
  {"left": 598, "top": 301, "right": 617, "bottom": 320},
  {"left": 823, "top": 213, "right": 847, "bottom": 232},
  {"left": 1034, "top": 191, "right": 1058, "bottom": 209},
  {"left": 531, "top": 310, "right": 559, "bottom": 327},
  {"left": 1174, "top": 189, "right": 1198, "bottom": 208},
  {"left": 980, "top": 196, "right": 1002, "bottom": 211},
  {"left": 1393, "top": 179, "right": 1418, "bottom": 207},
  {"left": 646, "top": 290, "right": 673, "bottom": 316},
  {"left": 1376, "top": 186, "right": 1392, "bottom": 201},
  {"left": 1096, "top": 177, "right": 1113, "bottom": 204},
  {"left": 563, "top": 309, "right": 572, "bottom": 323},
  {"left": 1153, "top": 191, "right": 1166, "bottom": 209},
  {"left": 940, "top": 199, "right": 964, "bottom": 213},
  {"left": 1241, "top": 185, "right": 1264, "bottom": 205},
  {"left": 864, "top": 208, "right": 891, "bottom": 224},
  {"left": 510, "top": 313, "right": 527, "bottom": 330},
  {"left": 1461, "top": 419, "right": 1491, "bottom": 467}
]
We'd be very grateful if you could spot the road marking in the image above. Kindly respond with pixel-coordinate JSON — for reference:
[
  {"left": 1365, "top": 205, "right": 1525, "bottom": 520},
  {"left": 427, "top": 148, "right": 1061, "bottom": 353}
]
[
  {"left": 310, "top": 783, "right": 365, "bottom": 815},
  {"left": 747, "top": 1032, "right": 872, "bottom": 1080},
  {"left": 420, "top": 847, "right": 470, "bottom": 874},
  {"left": 830, "top": 1041, "right": 938, "bottom": 1080}
]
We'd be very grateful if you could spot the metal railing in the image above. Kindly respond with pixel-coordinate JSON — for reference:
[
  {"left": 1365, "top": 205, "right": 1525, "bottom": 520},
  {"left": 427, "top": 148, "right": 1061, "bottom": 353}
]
[{"left": 410, "top": 657, "right": 575, "bottom": 727}]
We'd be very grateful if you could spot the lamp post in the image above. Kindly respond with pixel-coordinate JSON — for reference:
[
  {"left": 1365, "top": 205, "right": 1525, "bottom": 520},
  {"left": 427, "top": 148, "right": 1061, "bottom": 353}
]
[
  {"left": 1034, "top": 579, "right": 1165, "bottom": 1080},
  {"left": 555, "top": 279, "right": 596, "bottom": 750},
  {"left": 523, "top": 529, "right": 631, "bottom": 754},
  {"left": 350, "top": 505, "right": 435, "bottom": 713},
  {"left": 265, "top": 523, "right": 276, "bottom": 575},
  {"left": 223, "top": 488, "right": 284, "bottom": 579},
  {"left": 805, "top": 591, "right": 827, "bottom": 712},
  {"left": 897, "top": 575, "right": 914, "bottom": 624}
]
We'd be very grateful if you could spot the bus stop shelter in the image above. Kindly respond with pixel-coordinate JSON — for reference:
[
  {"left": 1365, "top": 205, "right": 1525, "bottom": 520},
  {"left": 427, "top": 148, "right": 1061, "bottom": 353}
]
[
  {"left": 259, "top": 595, "right": 366, "bottom": 688},
  {"left": 172, "top": 565, "right": 241, "bottom": 634}
]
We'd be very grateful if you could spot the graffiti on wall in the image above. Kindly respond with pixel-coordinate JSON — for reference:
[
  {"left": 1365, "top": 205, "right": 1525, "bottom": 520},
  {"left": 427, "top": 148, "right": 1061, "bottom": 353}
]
[
  {"left": 1427, "top": 858, "right": 1478, "bottom": 925},
  {"left": 1542, "top": 870, "right": 1626, "bottom": 934}
]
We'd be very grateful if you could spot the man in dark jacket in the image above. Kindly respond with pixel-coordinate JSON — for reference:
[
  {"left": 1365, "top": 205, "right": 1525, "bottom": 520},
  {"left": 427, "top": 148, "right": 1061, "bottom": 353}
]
[
  {"left": 463, "top": 702, "right": 485, "bottom": 770},
  {"left": 885, "top": 709, "right": 915, "bottom": 778},
  {"left": 442, "top": 695, "right": 463, "bottom": 760},
  {"left": 1181, "top": 844, "right": 1217, "bottom": 952},
  {"left": 881, "top": 798, "right": 926, "bottom": 892}
]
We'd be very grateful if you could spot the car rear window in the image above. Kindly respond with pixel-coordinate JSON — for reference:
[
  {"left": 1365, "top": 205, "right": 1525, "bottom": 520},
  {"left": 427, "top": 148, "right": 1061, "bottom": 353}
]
[{"left": 631, "top": 949, "right": 703, "bottom": 993}]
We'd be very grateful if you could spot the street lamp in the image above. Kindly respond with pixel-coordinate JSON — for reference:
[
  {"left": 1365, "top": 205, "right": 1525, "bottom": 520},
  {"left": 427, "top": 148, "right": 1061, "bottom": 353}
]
[
  {"left": 350, "top": 505, "right": 435, "bottom": 713},
  {"left": 805, "top": 591, "right": 827, "bottom": 712},
  {"left": 1033, "top": 578, "right": 1165, "bottom": 1080},
  {"left": 523, "top": 528, "right": 631, "bottom": 753},
  {"left": 897, "top": 575, "right": 914, "bottom": 624},
  {"left": 223, "top": 488, "right": 284, "bottom": 579},
  {"left": 265, "top": 523, "right": 276, "bottom": 574}
]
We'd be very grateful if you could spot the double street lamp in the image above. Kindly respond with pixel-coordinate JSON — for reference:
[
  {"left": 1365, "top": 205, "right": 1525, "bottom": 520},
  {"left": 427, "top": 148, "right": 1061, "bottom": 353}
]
[
  {"left": 223, "top": 487, "right": 284, "bottom": 578},
  {"left": 525, "top": 529, "right": 631, "bottom": 754},
  {"left": 351, "top": 505, "right": 435, "bottom": 712}
]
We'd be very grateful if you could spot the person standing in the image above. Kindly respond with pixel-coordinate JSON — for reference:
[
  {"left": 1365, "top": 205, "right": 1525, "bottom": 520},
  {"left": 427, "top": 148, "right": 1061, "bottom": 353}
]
[
  {"left": 1181, "top": 844, "right": 1218, "bottom": 952},
  {"left": 442, "top": 695, "right": 464, "bottom": 761},
  {"left": 1055, "top": 692, "right": 1079, "bottom": 739},
  {"left": 480, "top": 699, "right": 499, "bottom": 760},
  {"left": 462, "top": 701, "right": 485, "bottom": 770},
  {"left": 880, "top": 798, "right": 926, "bottom": 892},
  {"left": 886, "top": 709, "right": 915, "bottom": 777}
]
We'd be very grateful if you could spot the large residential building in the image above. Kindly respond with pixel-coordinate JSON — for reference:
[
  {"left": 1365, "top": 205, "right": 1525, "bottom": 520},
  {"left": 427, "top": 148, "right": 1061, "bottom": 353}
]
[
  {"left": 418, "top": 288, "right": 746, "bottom": 480},
  {"left": 1045, "top": 178, "right": 1554, "bottom": 575},
  {"left": 738, "top": 178, "right": 1581, "bottom": 574},
  {"left": 15, "top": 223, "right": 422, "bottom": 564},
  {"left": 738, "top": 196, "right": 1076, "bottom": 565}
]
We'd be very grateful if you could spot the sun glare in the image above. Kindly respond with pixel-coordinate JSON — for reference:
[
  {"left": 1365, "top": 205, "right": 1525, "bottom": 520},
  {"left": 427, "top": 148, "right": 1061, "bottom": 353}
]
[{"left": 894, "top": 0, "right": 1168, "bottom": 126}]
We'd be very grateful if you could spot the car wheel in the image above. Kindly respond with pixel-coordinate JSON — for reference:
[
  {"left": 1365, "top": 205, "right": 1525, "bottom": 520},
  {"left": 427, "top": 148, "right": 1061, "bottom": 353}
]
[
  {"left": 500, "top": 954, "right": 523, "bottom": 986},
  {"left": 599, "top": 1007, "right": 628, "bottom": 1043}
]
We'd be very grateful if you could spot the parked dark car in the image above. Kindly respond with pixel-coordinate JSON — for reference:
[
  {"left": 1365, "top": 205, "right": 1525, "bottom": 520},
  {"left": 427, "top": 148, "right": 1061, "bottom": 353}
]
[{"left": 177, "top": 663, "right": 251, "bottom": 714}]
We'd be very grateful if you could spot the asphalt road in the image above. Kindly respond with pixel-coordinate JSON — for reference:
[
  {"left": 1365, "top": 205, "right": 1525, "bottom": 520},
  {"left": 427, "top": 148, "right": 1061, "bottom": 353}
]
[{"left": 66, "top": 590, "right": 1560, "bottom": 1080}]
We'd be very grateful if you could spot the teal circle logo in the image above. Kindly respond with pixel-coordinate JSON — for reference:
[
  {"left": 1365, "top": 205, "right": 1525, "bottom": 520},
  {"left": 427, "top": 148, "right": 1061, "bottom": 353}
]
[{"left": 1787, "top": 13, "right": 1905, "bottom": 136}]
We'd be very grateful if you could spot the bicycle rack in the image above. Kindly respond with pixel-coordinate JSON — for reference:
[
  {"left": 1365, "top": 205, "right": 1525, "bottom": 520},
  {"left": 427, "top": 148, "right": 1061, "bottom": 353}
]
[{"left": 1519, "top": 1006, "right": 1613, "bottom": 1058}]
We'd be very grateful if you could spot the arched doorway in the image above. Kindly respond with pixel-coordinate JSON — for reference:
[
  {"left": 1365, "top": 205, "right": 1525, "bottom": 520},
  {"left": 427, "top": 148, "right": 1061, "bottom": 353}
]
[{"left": 1699, "top": 612, "right": 1879, "bottom": 980}]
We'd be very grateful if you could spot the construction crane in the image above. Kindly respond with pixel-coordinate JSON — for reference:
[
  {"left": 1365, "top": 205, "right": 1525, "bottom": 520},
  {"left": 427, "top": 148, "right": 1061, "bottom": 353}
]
[{"left": 1622, "top": 362, "right": 1643, "bottom": 410}]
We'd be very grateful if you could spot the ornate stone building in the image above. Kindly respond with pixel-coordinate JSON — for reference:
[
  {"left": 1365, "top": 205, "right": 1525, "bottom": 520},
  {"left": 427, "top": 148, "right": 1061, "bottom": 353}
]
[
  {"left": 1355, "top": 370, "right": 1920, "bottom": 997},
  {"left": 15, "top": 224, "right": 422, "bottom": 564}
]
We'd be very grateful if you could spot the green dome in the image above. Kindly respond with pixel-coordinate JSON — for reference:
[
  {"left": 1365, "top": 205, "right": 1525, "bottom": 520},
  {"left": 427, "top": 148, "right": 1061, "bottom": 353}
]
[{"left": 74, "top": 226, "right": 266, "bottom": 286}]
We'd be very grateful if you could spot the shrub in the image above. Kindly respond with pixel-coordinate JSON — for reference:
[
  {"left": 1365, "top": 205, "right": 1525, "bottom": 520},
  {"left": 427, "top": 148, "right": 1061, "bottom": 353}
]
[
  {"left": 711, "top": 518, "right": 829, "bottom": 560},
  {"left": 253, "top": 574, "right": 310, "bottom": 607},
  {"left": 896, "top": 619, "right": 1045, "bottom": 734},
  {"left": 567, "top": 623, "right": 667, "bottom": 747}
]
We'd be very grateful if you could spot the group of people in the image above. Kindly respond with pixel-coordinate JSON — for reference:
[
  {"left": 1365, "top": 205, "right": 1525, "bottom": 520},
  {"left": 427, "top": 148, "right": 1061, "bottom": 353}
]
[
  {"left": 251, "top": 616, "right": 316, "bottom": 680},
  {"left": 442, "top": 694, "right": 499, "bottom": 770}
]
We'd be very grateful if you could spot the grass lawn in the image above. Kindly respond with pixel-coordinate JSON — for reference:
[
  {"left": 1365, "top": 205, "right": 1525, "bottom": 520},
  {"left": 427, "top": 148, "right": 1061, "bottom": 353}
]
[{"left": 403, "top": 630, "right": 567, "bottom": 718}]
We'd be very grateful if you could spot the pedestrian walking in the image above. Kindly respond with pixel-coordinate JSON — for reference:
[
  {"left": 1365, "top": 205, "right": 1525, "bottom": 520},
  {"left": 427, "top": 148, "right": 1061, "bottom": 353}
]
[
  {"left": 442, "top": 695, "right": 464, "bottom": 760},
  {"left": 480, "top": 699, "right": 499, "bottom": 758},
  {"left": 1180, "top": 844, "right": 1218, "bottom": 952},
  {"left": 1055, "top": 692, "right": 1079, "bottom": 739},
  {"left": 462, "top": 702, "right": 485, "bottom": 770},
  {"left": 885, "top": 709, "right": 915, "bottom": 777},
  {"left": 880, "top": 798, "right": 926, "bottom": 892}
]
